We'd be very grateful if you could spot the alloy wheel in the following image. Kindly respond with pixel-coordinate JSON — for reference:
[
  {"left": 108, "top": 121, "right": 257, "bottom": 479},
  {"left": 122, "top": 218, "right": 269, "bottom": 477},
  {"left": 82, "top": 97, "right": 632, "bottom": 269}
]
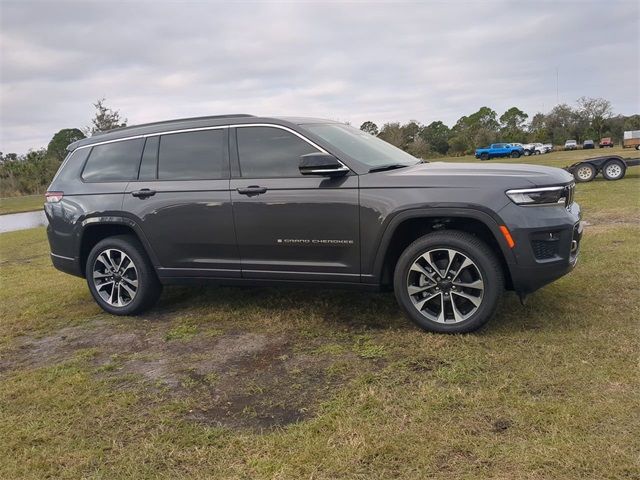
[
  {"left": 92, "top": 248, "right": 138, "bottom": 307},
  {"left": 406, "top": 248, "right": 484, "bottom": 324}
]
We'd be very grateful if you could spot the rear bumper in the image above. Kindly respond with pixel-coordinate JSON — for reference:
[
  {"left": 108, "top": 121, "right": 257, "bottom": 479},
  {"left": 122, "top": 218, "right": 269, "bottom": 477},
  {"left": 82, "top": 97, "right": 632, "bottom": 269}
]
[{"left": 50, "top": 252, "right": 83, "bottom": 277}]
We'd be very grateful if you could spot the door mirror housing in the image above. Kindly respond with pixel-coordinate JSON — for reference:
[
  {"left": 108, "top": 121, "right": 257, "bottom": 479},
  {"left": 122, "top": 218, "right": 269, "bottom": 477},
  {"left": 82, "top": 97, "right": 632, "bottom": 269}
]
[{"left": 299, "top": 153, "right": 349, "bottom": 177}]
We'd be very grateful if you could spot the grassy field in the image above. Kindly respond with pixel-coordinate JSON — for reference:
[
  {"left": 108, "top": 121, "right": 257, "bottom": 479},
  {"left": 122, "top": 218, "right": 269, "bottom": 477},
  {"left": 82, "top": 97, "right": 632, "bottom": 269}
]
[
  {"left": 0, "top": 195, "right": 44, "bottom": 215},
  {"left": 0, "top": 148, "right": 638, "bottom": 479}
]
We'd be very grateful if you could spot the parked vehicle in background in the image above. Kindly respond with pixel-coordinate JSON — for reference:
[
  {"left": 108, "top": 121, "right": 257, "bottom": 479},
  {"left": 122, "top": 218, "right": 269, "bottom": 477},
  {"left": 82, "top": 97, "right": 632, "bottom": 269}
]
[
  {"left": 566, "top": 154, "right": 640, "bottom": 182},
  {"left": 583, "top": 140, "right": 595, "bottom": 149},
  {"left": 599, "top": 137, "right": 614, "bottom": 148},
  {"left": 519, "top": 143, "right": 535, "bottom": 156},
  {"left": 474, "top": 143, "right": 524, "bottom": 160},
  {"left": 524, "top": 143, "right": 551, "bottom": 155},
  {"left": 564, "top": 140, "right": 578, "bottom": 150},
  {"left": 623, "top": 131, "right": 640, "bottom": 150},
  {"left": 44, "top": 114, "right": 581, "bottom": 334},
  {"left": 543, "top": 143, "right": 553, "bottom": 153}
]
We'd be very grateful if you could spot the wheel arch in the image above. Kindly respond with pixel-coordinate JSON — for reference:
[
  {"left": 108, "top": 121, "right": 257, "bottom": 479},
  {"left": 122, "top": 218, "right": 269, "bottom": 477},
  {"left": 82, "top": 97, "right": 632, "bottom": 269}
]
[
  {"left": 78, "top": 217, "right": 159, "bottom": 277},
  {"left": 372, "top": 208, "right": 515, "bottom": 290}
]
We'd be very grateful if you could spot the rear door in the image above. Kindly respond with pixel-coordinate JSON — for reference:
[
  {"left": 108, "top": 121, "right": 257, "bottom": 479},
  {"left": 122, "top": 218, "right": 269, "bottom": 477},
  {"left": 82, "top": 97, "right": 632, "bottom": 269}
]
[
  {"left": 230, "top": 125, "right": 360, "bottom": 282},
  {"left": 123, "top": 127, "right": 240, "bottom": 278}
]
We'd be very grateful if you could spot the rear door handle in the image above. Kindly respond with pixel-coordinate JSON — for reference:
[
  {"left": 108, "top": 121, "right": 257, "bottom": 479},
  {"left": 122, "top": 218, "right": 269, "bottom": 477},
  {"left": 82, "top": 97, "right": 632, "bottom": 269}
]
[
  {"left": 237, "top": 186, "right": 267, "bottom": 196},
  {"left": 131, "top": 188, "right": 156, "bottom": 198}
]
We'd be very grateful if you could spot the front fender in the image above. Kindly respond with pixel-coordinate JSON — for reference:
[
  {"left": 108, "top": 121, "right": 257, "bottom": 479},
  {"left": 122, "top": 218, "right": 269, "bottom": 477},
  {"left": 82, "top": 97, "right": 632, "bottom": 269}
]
[{"left": 365, "top": 205, "right": 516, "bottom": 283}]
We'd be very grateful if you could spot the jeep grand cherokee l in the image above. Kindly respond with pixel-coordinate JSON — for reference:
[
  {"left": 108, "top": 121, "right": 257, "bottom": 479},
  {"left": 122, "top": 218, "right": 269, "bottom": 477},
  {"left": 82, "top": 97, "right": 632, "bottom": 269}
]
[{"left": 45, "top": 114, "right": 582, "bottom": 333}]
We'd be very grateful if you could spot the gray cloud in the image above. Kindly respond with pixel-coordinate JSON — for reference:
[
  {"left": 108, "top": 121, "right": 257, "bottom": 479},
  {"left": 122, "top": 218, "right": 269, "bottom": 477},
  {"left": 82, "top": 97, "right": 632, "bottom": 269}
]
[{"left": 1, "top": 0, "right": 638, "bottom": 153}]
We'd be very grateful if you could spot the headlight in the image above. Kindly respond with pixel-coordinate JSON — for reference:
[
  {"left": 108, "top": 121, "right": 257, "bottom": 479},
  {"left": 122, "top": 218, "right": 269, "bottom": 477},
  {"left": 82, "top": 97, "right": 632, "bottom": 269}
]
[{"left": 506, "top": 186, "right": 567, "bottom": 206}]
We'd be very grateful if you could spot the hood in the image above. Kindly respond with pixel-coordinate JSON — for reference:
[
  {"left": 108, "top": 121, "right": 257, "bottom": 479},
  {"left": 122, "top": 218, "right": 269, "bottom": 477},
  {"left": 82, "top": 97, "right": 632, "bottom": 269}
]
[{"left": 362, "top": 162, "right": 575, "bottom": 189}]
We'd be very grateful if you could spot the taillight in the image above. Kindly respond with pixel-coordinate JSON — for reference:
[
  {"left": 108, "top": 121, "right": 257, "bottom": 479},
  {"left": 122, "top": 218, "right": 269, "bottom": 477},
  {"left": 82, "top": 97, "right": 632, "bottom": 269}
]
[{"left": 45, "top": 191, "right": 64, "bottom": 203}]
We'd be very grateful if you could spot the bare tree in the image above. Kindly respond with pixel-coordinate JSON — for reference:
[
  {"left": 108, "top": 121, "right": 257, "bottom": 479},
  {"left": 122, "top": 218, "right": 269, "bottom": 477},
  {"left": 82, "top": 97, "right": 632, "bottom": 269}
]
[{"left": 87, "top": 98, "right": 127, "bottom": 135}]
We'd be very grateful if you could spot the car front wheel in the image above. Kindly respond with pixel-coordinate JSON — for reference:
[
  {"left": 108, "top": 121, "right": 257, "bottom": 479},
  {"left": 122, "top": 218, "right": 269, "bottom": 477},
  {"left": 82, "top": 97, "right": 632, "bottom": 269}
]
[
  {"left": 393, "top": 231, "right": 504, "bottom": 333},
  {"left": 86, "top": 235, "right": 162, "bottom": 315}
]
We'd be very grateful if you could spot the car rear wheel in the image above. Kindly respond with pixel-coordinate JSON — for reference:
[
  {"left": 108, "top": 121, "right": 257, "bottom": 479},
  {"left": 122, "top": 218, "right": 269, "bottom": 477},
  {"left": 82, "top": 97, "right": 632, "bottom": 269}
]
[
  {"left": 86, "top": 235, "right": 162, "bottom": 315},
  {"left": 393, "top": 231, "right": 503, "bottom": 333},
  {"left": 510, "top": 151, "right": 521, "bottom": 158},
  {"left": 574, "top": 163, "right": 596, "bottom": 182},
  {"left": 602, "top": 159, "right": 625, "bottom": 181}
]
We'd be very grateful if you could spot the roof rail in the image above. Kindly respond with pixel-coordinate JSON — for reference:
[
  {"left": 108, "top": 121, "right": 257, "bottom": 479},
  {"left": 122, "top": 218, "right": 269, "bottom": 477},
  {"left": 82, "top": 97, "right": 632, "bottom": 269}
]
[{"left": 92, "top": 114, "right": 255, "bottom": 136}]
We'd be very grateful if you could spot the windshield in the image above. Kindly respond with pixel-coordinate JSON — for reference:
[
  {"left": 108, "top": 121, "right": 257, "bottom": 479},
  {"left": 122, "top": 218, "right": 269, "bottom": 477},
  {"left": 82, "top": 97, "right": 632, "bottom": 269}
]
[{"left": 304, "top": 123, "right": 419, "bottom": 168}]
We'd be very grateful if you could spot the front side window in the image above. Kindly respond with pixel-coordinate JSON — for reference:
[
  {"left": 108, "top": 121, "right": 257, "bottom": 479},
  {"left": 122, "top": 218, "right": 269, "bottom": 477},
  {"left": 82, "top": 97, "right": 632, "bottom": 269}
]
[
  {"left": 237, "top": 126, "right": 319, "bottom": 178},
  {"left": 158, "top": 129, "right": 228, "bottom": 180},
  {"left": 82, "top": 138, "right": 144, "bottom": 182}
]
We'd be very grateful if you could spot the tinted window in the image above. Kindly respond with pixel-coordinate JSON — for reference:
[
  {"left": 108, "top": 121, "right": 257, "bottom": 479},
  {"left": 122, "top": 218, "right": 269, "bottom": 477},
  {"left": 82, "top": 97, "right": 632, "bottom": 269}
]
[
  {"left": 237, "top": 126, "right": 318, "bottom": 177},
  {"left": 52, "top": 148, "right": 90, "bottom": 186},
  {"left": 158, "top": 129, "right": 227, "bottom": 180},
  {"left": 138, "top": 137, "right": 158, "bottom": 180},
  {"left": 82, "top": 139, "right": 144, "bottom": 182}
]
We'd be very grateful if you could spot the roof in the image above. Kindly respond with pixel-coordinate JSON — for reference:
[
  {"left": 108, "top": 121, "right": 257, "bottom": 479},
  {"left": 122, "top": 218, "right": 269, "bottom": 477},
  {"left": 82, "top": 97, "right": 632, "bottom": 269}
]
[{"left": 67, "top": 114, "right": 338, "bottom": 151}]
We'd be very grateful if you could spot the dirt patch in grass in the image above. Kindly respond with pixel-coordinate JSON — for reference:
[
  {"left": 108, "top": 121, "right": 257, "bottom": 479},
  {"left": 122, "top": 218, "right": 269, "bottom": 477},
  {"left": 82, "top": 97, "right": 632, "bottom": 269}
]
[{"left": 0, "top": 320, "right": 376, "bottom": 431}]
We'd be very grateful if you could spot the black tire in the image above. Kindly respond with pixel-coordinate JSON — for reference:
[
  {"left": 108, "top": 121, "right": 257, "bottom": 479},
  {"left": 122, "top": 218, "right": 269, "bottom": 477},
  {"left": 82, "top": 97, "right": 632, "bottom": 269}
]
[
  {"left": 601, "top": 159, "right": 625, "bottom": 181},
  {"left": 393, "top": 231, "right": 504, "bottom": 334},
  {"left": 510, "top": 151, "right": 521, "bottom": 158},
  {"left": 523, "top": 149, "right": 531, "bottom": 156},
  {"left": 86, "top": 234, "right": 162, "bottom": 315},
  {"left": 573, "top": 163, "right": 596, "bottom": 183},
  {"left": 480, "top": 153, "right": 489, "bottom": 161}
]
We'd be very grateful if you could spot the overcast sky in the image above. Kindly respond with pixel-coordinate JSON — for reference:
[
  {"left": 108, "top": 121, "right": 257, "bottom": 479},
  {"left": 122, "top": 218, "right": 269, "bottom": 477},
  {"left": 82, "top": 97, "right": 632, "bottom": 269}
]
[{"left": 1, "top": 0, "right": 638, "bottom": 154}]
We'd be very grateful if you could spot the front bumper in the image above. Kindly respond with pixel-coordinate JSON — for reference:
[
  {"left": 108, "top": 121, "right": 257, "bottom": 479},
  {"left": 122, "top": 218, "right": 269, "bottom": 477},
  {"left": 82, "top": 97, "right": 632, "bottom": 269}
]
[{"left": 499, "top": 201, "right": 582, "bottom": 294}]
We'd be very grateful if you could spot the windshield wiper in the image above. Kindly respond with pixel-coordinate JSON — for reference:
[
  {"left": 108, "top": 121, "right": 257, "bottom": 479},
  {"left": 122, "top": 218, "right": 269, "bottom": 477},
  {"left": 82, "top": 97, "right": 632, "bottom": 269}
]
[{"left": 368, "top": 163, "right": 411, "bottom": 173}]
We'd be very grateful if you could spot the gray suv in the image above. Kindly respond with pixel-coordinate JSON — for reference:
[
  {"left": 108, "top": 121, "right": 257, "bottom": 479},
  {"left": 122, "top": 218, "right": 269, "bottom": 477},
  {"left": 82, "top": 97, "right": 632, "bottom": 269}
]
[{"left": 45, "top": 114, "right": 582, "bottom": 333}]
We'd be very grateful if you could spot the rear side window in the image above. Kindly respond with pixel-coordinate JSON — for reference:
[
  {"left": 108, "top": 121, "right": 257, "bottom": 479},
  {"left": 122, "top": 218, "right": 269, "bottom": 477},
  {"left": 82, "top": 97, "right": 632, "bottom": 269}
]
[
  {"left": 82, "top": 139, "right": 144, "bottom": 182},
  {"left": 158, "top": 129, "right": 228, "bottom": 180},
  {"left": 237, "top": 126, "right": 318, "bottom": 177}
]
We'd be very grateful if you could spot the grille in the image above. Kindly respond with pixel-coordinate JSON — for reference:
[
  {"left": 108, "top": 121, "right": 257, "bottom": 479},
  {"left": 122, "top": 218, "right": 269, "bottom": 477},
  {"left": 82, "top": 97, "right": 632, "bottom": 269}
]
[
  {"left": 564, "top": 183, "right": 575, "bottom": 209},
  {"left": 532, "top": 239, "right": 560, "bottom": 260}
]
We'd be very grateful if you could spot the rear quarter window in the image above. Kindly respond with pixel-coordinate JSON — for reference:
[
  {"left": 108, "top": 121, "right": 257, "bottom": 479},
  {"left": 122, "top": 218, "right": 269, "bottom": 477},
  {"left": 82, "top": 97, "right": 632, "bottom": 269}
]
[{"left": 81, "top": 138, "right": 144, "bottom": 182}]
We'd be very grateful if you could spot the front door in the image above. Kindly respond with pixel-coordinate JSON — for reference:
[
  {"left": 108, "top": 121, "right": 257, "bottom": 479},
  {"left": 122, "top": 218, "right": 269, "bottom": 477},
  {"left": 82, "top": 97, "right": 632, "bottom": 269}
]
[
  {"left": 230, "top": 125, "right": 360, "bottom": 282},
  {"left": 123, "top": 128, "right": 240, "bottom": 278}
]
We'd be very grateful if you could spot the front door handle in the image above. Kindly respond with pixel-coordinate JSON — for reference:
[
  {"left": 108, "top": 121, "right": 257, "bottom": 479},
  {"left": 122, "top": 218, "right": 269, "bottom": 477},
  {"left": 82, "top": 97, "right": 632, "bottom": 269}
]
[
  {"left": 131, "top": 188, "right": 156, "bottom": 198},
  {"left": 237, "top": 186, "right": 268, "bottom": 196}
]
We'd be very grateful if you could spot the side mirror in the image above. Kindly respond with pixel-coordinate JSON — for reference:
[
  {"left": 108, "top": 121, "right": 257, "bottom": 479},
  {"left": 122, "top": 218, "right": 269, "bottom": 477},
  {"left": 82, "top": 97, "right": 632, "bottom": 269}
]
[{"left": 299, "top": 153, "right": 349, "bottom": 177}]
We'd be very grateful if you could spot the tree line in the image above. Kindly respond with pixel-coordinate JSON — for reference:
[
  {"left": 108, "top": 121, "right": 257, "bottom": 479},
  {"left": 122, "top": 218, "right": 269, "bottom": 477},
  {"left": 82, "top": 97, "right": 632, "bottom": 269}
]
[
  {"left": 0, "top": 99, "right": 127, "bottom": 196},
  {"left": 1, "top": 96, "right": 638, "bottom": 196},
  {"left": 361, "top": 97, "right": 640, "bottom": 157}
]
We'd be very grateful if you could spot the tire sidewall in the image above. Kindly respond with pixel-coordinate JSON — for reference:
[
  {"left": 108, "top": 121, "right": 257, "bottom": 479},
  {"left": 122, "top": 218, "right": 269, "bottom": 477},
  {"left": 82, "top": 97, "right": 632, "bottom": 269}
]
[
  {"left": 393, "top": 233, "right": 503, "bottom": 333},
  {"left": 602, "top": 160, "right": 625, "bottom": 180},
  {"left": 86, "top": 236, "right": 158, "bottom": 315},
  {"left": 574, "top": 163, "right": 595, "bottom": 183}
]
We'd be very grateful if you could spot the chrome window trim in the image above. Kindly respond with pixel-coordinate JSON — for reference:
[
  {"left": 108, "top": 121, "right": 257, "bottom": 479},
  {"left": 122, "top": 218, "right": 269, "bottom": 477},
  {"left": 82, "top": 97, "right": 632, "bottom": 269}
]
[
  {"left": 71, "top": 123, "right": 350, "bottom": 175},
  {"left": 72, "top": 124, "right": 327, "bottom": 154}
]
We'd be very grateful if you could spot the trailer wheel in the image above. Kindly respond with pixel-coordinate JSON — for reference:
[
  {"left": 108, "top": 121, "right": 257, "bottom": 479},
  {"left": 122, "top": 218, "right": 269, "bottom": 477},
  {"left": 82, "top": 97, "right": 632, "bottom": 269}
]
[
  {"left": 602, "top": 159, "right": 625, "bottom": 181},
  {"left": 574, "top": 163, "right": 596, "bottom": 183}
]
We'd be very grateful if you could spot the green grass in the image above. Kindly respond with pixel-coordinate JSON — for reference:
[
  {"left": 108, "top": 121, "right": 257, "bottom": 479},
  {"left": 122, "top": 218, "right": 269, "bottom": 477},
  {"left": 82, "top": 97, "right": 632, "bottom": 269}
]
[
  {"left": 1, "top": 152, "right": 639, "bottom": 479},
  {"left": 0, "top": 195, "right": 44, "bottom": 215}
]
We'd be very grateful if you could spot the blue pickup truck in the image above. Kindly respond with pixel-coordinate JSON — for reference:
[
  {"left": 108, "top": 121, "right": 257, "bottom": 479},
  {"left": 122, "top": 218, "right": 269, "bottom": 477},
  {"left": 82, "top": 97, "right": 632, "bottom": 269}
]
[{"left": 475, "top": 143, "right": 524, "bottom": 160}]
